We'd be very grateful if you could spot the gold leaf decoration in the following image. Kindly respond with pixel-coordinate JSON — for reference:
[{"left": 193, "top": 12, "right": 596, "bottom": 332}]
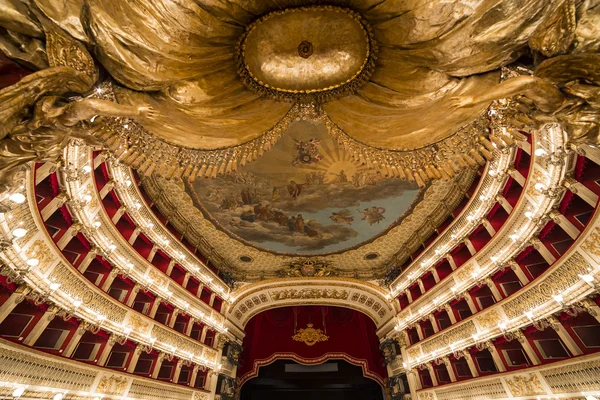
[{"left": 292, "top": 323, "right": 329, "bottom": 346}]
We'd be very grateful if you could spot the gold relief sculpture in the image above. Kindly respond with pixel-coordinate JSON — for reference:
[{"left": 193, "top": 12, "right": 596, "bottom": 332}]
[
  {"left": 96, "top": 375, "right": 129, "bottom": 395},
  {"left": 279, "top": 259, "right": 338, "bottom": 278},
  {"left": 450, "top": 53, "right": 600, "bottom": 148},
  {"left": 582, "top": 228, "right": 600, "bottom": 258},
  {"left": 2, "top": 0, "right": 590, "bottom": 186},
  {"left": 505, "top": 373, "right": 545, "bottom": 396},
  {"left": 418, "top": 393, "right": 434, "bottom": 400},
  {"left": 193, "top": 393, "right": 210, "bottom": 400},
  {"left": 128, "top": 315, "right": 149, "bottom": 333},
  {"left": 292, "top": 323, "right": 329, "bottom": 346},
  {"left": 477, "top": 310, "right": 502, "bottom": 330},
  {"left": 270, "top": 288, "right": 348, "bottom": 301},
  {"left": 147, "top": 269, "right": 167, "bottom": 288}
]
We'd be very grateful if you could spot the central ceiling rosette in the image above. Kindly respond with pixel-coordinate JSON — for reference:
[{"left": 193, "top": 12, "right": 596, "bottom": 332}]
[{"left": 237, "top": 6, "right": 377, "bottom": 103}]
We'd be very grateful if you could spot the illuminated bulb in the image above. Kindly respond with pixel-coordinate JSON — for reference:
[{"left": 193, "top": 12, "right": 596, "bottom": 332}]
[
  {"left": 525, "top": 211, "right": 534, "bottom": 218},
  {"left": 402, "top": 362, "right": 407, "bottom": 369},
  {"left": 467, "top": 215, "right": 474, "bottom": 221},
  {"left": 49, "top": 283, "right": 60, "bottom": 291},
  {"left": 83, "top": 194, "right": 92, "bottom": 202},
  {"left": 510, "top": 234, "right": 519, "bottom": 241},
  {"left": 525, "top": 310, "right": 534, "bottom": 319},
  {"left": 488, "top": 170, "right": 497, "bottom": 177},
  {"left": 96, "top": 87, "right": 103, "bottom": 94},
  {"left": 490, "top": 256, "right": 498, "bottom": 262},
  {"left": 13, "top": 387, "right": 25, "bottom": 397},
  {"left": 579, "top": 274, "right": 594, "bottom": 284},
  {"left": 127, "top": 263, "right": 134, "bottom": 269},
  {"left": 125, "top": 179, "right": 132, "bottom": 187},
  {"left": 94, "top": 221, "right": 101, "bottom": 228},
  {"left": 73, "top": 300, "right": 82, "bottom": 308},
  {"left": 147, "top": 223, "right": 154, "bottom": 229},
  {"left": 534, "top": 182, "right": 545, "bottom": 191},
  {"left": 124, "top": 124, "right": 129, "bottom": 129},
  {"left": 472, "top": 334, "right": 479, "bottom": 341},
  {"left": 534, "top": 148, "right": 547, "bottom": 157},
  {"left": 53, "top": 393, "right": 64, "bottom": 400},
  {"left": 479, "top": 195, "right": 487, "bottom": 201},
  {"left": 109, "top": 244, "right": 116, "bottom": 251},
  {"left": 9, "top": 193, "right": 26, "bottom": 203},
  {"left": 82, "top": 165, "right": 92, "bottom": 173},
  {"left": 124, "top": 327, "right": 132, "bottom": 335},
  {"left": 585, "top": 396, "right": 599, "bottom": 400},
  {"left": 498, "top": 322, "right": 507, "bottom": 330},
  {"left": 12, "top": 228, "right": 27, "bottom": 238},
  {"left": 553, "top": 294, "right": 564, "bottom": 304},
  {"left": 26, "top": 258, "right": 39, "bottom": 267},
  {"left": 90, "top": 115, "right": 97, "bottom": 123}
]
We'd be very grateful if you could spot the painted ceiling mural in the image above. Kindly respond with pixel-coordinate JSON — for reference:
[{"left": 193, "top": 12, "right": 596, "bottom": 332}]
[{"left": 187, "top": 120, "right": 422, "bottom": 255}]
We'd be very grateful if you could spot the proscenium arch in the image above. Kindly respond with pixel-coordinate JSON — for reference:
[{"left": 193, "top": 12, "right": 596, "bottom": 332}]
[{"left": 226, "top": 277, "right": 395, "bottom": 334}]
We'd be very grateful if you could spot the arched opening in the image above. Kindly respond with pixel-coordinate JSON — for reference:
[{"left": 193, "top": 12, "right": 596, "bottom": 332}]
[{"left": 237, "top": 306, "right": 386, "bottom": 398}]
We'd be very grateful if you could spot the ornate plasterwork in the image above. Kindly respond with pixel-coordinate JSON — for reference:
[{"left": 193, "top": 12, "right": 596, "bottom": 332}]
[
  {"left": 505, "top": 373, "right": 545, "bottom": 397},
  {"left": 227, "top": 278, "right": 393, "bottom": 329},
  {"left": 141, "top": 168, "right": 475, "bottom": 280},
  {"left": 236, "top": 6, "right": 377, "bottom": 103},
  {"left": 292, "top": 323, "right": 329, "bottom": 346}
]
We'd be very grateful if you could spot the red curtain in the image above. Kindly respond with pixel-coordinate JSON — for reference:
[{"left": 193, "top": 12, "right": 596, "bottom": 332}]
[{"left": 238, "top": 306, "right": 386, "bottom": 386}]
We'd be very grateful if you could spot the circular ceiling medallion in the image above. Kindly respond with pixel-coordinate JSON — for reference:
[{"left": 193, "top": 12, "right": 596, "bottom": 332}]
[{"left": 237, "top": 6, "right": 377, "bottom": 103}]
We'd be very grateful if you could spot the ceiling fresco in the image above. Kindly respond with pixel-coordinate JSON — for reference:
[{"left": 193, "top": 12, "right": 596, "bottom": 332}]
[{"left": 186, "top": 120, "right": 422, "bottom": 255}]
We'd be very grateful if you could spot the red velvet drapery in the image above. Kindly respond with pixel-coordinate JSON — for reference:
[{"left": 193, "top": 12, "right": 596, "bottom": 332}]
[{"left": 238, "top": 306, "right": 386, "bottom": 386}]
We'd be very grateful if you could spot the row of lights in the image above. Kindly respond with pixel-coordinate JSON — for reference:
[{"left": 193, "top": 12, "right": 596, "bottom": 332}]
[
  {"left": 99, "top": 158, "right": 230, "bottom": 297},
  {"left": 392, "top": 130, "right": 564, "bottom": 330},
  {"left": 403, "top": 267, "right": 596, "bottom": 369},
  {"left": 390, "top": 153, "right": 513, "bottom": 297},
  {"left": 2, "top": 187, "right": 225, "bottom": 367},
  {"left": 65, "top": 172, "right": 228, "bottom": 333}
]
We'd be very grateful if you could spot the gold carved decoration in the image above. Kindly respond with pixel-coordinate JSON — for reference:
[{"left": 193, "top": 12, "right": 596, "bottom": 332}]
[
  {"left": 270, "top": 288, "right": 348, "bottom": 301},
  {"left": 279, "top": 259, "right": 337, "bottom": 277},
  {"left": 582, "top": 227, "right": 600, "bottom": 258},
  {"left": 96, "top": 375, "right": 128, "bottom": 395},
  {"left": 477, "top": 309, "right": 502, "bottom": 330},
  {"left": 505, "top": 373, "right": 545, "bottom": 396},
  {"left": 292, "top": 323, "right": 329, "bottom": 346},
  {"left": 236, "top": 6, "right": 377, "bottom": 104},
  {"left": 128, "top": 315, "right": 149, "bottom": 333}
]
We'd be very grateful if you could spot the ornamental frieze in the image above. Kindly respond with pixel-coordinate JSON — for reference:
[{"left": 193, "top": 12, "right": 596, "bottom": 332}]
[
  {"left": 503, "top": 251, "right": 590, "bottom": 319},
  {"left": 269, "top": 288, "right": 349, "bottom": 301}
]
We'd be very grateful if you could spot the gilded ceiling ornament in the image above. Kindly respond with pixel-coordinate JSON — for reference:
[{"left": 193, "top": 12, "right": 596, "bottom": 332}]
[
  {"left": 279, "top": 259, "right": 337, "bottom": 277},
  {"left": 292, "top": 323, "right": 329, "bottom": 346},
  {"left": 236, "top": 6, "right": 377, "bottom": 104}
]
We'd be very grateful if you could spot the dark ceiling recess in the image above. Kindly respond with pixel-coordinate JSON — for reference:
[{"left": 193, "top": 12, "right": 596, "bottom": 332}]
[{"left": 239, "top": 359, "right": 384, "bottom": 400}]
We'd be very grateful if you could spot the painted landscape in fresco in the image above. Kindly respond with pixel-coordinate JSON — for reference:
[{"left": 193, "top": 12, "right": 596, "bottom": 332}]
[{"left": 188, "top": 120, "right": 422, "bottom": 254}]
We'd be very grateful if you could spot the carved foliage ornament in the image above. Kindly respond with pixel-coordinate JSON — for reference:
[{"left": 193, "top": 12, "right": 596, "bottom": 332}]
[
  {"left": 270, "top": 288, "right": 349, "bottom": 301},
  {"left": 292, "top": 323, "right": 329, "bottom": 346},
  {"left": 279, "top": 259, "right": 338, "bottom": 277}
]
